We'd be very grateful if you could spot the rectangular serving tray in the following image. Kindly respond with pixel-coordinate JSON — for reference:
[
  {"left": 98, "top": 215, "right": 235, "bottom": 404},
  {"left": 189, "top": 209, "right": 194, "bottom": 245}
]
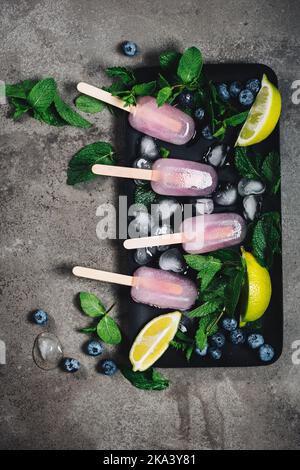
[{"left": 119, "top": 63, "right": 282, "bottom": 368}]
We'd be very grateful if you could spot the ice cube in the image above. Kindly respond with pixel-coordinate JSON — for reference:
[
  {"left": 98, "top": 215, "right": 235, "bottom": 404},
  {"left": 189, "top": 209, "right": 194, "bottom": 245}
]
[
  {"left": 134, "top": 246, "right": 157, "bottom": 265},
  {"left": 193, "top": 198, "right": 214, "bottom": 215},
  {"left": 238, "top": 178, "right": 266, "bottom": 197},
  {"left": 214, "top": 184, "right": 238, "bottom": 206},
  {"left": 139, "top": 135, "right": 159, "bottom": 160},
  {"left": 243, "top": 195, "right": 259, "bottom": 221},
  {"left": 158, "top": 248, "right": 186, "bottom": 273},
  {"left": 33, "top": 332, "right": 63, "bottom": 370},
  {"left": 133, "top": 156, "right": 153, "bottom": 186},
  {"left": 205, "top": 143, "right": 229, "bottom": 167}
]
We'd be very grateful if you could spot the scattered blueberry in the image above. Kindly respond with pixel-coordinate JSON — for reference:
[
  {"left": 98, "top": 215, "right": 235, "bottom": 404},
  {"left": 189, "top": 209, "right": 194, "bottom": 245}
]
[
  {"left": 195, "top": 345, "right": 208, "bottom": 357},
  {"left": 121, "top": 41, "right": 138, "bottom": 57},
  {"left": 63, "top": 358, "right": 80, "bottom": 373},
  {"left": 222, "top": 317, "right": 237, "bottom": 332},
  {"left": 100, "top": 359, "right": 118, "bottom": 376},
  {"left": 230, "top": 328, "right": 246, "bottom": 345},
  {"left": 86, "top": 340, "right": 104, "bottom": 357},
  {"left": 229, "top": 81, "right": 243, "bottom": 98},
  {"left": 194, "top": 107, "right": 205, "bottom": 120},
  {"left": 239, "top": 89, "right": 254, "bottom": 107},
  {"left": 259, "top": 344, "right": 275, "bottom": 362},
  {"left": 33, "top": 309, "right": 48, "bottom": 325},
  {"left": 201, "top": 125, "right": 214, "bottom": 140},
  {"left": 208, "top": 346, "right": 222, "bottom": 360},
  {"left": 246, "top": 78, "right": 261, "bottom": 95},
  {"left": 179, "top": 91, "right": 194, "bottom": 108},
  {"left": 247, "top": 333, "right": 265, "bottom": 350},
  {"left": 210, "top": 332, "right": 226, "bottom": 348},
  {"left": 217, "top": 83, "right": 230, "bottom": 102}
]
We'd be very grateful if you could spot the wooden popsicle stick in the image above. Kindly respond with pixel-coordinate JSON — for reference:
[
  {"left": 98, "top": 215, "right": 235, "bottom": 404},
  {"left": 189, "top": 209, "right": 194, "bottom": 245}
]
[
  {"left": 72, "top": 266, "right": 133, "bottom": 286},
  {"left": 92, "top": 164, "right": 154, "bottom": 181},
  {"left": 123, "top": 232, "right": 185, "bottom": 250},
  {"left": 77, "top": 82, "right": 134, "bottom": 112}
]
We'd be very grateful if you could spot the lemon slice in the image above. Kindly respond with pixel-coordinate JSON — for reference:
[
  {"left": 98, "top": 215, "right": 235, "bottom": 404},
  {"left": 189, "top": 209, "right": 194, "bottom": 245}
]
[
  {"left": 236, "top": 74, "right": 281, "bottom": 147},
  {"left": 129, "top": 311, "right": 181, "bottom": 372},
  {"left": 239, "top": 248, "right": 272, "bottom": 327}
]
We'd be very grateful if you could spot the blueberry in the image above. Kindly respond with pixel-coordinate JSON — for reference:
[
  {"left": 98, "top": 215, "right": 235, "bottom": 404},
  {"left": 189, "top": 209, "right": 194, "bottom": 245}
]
[
  {"left": 222, "top": 317, "right": 238, "bottom": 332},
  {"left": 246, "top": 78, "right": 261, "bottom": 95},
  {"left": 201, "top": 125, "right": 214, "bottom": 140},
  {"left": 208, "top": 347, "right": 222, "bottom": 360},
  {"left": 195, "top": 345, "right": 208, "bottom": 357},
  {"left": 230, "top": 328, "right": 246, "bottom": 345},
  {"left": 121, "top": 41, "right": 138, "bottom": 57},
  {"left": 210, "top": 332, "right": 226, "bottom": 348},
  {"left": 217, "top": 83, "right": 230, "bottom": 102},
  {"left": 63, "top": 358, "right": 80, "bottom": 373},
  {"left": 247, "top": 333, "right": 265, "bottom": 350},
  {"left": 229, "top": 81, "right": 243, "bottom": 98},
  {"left": 239, "top": 89, "right": 254, "bottom": 107},
  {"left": 100, "top": 359, "right": 118, "bottom": 376},
  {"left": 33, "top": 309, "right": 48, "bottom": 325},
  {"left": 194, "top": 107, "right": 205, "bottom": 120},
  {"left": 179, "top": 91, "right": 194, "bottom": 108},
  {"left": 259, "top": 344, "right": 275, "bottom": 362},
  {"left": 86, "top": 340, "right": 104, "bottom": 357}
]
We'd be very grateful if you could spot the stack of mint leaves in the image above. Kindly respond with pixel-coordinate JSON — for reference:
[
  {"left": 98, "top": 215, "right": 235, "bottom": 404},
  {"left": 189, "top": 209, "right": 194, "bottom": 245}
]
[{"left": 3, "top": 78, "right": 92, "bottom": 128}]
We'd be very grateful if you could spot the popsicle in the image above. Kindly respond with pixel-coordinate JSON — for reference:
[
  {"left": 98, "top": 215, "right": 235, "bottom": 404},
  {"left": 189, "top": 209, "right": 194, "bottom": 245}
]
[
  {"left": 73, "top": 266, "right": 197, "bottom": 310},
  {"left": 77, "top": 83, "right": 195, "bottom": 145},
  {"left": 123, "top": 213, "right": 247, "bottom": 254},
  {"left": 92, "top": 158, "right": 218, "bottom": 197}
]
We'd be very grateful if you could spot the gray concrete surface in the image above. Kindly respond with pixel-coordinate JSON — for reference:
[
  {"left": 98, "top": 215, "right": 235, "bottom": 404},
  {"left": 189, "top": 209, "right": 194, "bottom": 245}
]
[{"left": 0, "top": 0, "right": 300, "bottom": 450}]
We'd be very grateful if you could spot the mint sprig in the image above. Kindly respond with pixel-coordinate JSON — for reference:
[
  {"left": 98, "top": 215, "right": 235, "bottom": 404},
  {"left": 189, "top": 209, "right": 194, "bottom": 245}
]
[
  {"left": 78, "top": 292, "right": 122, "bottom": 345},
  {"left": 235, "top": 147, "right": 281, "bottom": 194},
  {"left": 251, "top": 212, "right": 281, "bottom": 269},
  {"left": 5, "top": 78, "right": 92, "bottom": 128},
  {"left": 120, "top": 367, "right": 169, "bottom": 391}
]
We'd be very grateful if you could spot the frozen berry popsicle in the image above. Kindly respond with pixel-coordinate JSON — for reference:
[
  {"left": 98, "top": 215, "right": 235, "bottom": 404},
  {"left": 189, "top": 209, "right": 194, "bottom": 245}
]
[
  {"left": 124, "top": 213, "right": 246, "bottom": 254},
  {"left": 73, "top": 266, "right": 197, "bottom": 310},
  {"left": 92, "top": 158, "right": 217, "bottom": 197},
  {"left": 77, "top": 83, "right": 195, "bottom": 145}
]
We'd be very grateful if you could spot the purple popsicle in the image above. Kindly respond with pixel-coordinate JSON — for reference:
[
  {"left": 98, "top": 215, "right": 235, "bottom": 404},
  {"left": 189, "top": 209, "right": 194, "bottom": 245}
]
[
  {"left": 151, "top": 158, "right": 218, "bottom": 196},
  {"left": 181, "top": 213, "right": 247, "bottom": 254},
  {"left": 131, "top": 267, "right": 198, "bottom": 310},
  {"left": 123, "top": 213, "right": 247, "bottom": 254},
  {"left": 128, "top": 96, "right": 195, "bottom": 145}
]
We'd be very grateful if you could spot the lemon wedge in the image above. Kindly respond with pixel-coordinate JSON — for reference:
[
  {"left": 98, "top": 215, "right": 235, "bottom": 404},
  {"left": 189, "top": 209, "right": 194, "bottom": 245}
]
[
  {"left": 129, "top": 311, "right": 181, "bottom": 372},
  {"left": 236, "top": 74, "right": 281, "bottom": 146},
  {"left": 239, "top": 248, "right": 272, "bottom": 327}
]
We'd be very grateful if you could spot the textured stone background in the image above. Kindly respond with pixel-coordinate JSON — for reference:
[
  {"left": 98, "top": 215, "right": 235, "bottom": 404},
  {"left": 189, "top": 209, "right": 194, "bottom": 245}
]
[{"left": 0, "top": 0, "right": 299, "bottom": 450}]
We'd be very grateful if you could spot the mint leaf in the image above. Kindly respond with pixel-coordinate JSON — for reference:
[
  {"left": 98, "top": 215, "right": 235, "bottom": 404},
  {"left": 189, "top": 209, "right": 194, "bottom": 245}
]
[
  {"left": 234, "top": 147, "right": 263, "bottom": 180},
  {"left": 159, "top": 146, "right": 170, "bottom": 158},
  {"left": 224, "top": 267, "right": 245, "bottom": 316},
  {"left": 67, "top": 141, "right": 116, "bottom": 185},
  {"left": 97, "top": 315, "right": 122, "bottom": 344},
  {"left": 156, "top": 86, "right": 172, "bottom": 107},
  {"left": 261, "top": 151, "right": 281, "bottom": 194},
  {"left": 213, "top": 111, "right": 248, "bottom": 138},
  {"left": 211, "top": 249, "right": 241, "bottom": 264},
  {"left": 10, "top": 98, "right": 30, "bottom": 120},
  {"left": 157, "top": 74, "right": 170, "bottom": 89},
  {"left": 28, "top": 78, "right": 57, "bottom": 112},
  {"left": 5, "top": 79, "right": 37, "bottom": 99},
  {"left": 134, "top": 186, "right": 157, "bottom": 209},
  {"left": 159, "top": 51, "right": 181, "bottom": 70},
  {"left": 80, "top": 327, "right": 97, "bottom": 334},
  {"left": 75, "top": 95, "right": 104, "bottom": 114},
  {"left": 33, "top": 107, "right": 66, "bottom": 126},
  {"left": 121, "top": 367, "right": 169, "bottom": 391},
  {"left": 105, "top": 66, "right": 136, "bottom": 86},
  {"left": 187, "top": 301, "right": 221, "bottom": 318},
  {"left": 54, "top": 93, "right": 92, "bottom": 128},
  {"left": 184, "top": 254, "right": 222, "bottom": 290},
  {"left": 177, "top": 47, "right": 203, "bottom": 84},
  {"left": 185, "top": 345, "right": 194, "bottom": 361},
  {"left": 132, "top": 81, "right": 156, "bottom": 97},
  {"left": 79, "top": 292, "right": 106, "bottom": 317},
  {"left": 251, "top": 212, "right": 281, "bottom": 269}
]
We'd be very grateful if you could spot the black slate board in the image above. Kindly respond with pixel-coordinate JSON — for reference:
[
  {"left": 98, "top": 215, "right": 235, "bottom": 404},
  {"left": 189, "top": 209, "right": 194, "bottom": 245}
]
[{"left": 118, "top": 63, "right": 282, "bottom": 368}]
